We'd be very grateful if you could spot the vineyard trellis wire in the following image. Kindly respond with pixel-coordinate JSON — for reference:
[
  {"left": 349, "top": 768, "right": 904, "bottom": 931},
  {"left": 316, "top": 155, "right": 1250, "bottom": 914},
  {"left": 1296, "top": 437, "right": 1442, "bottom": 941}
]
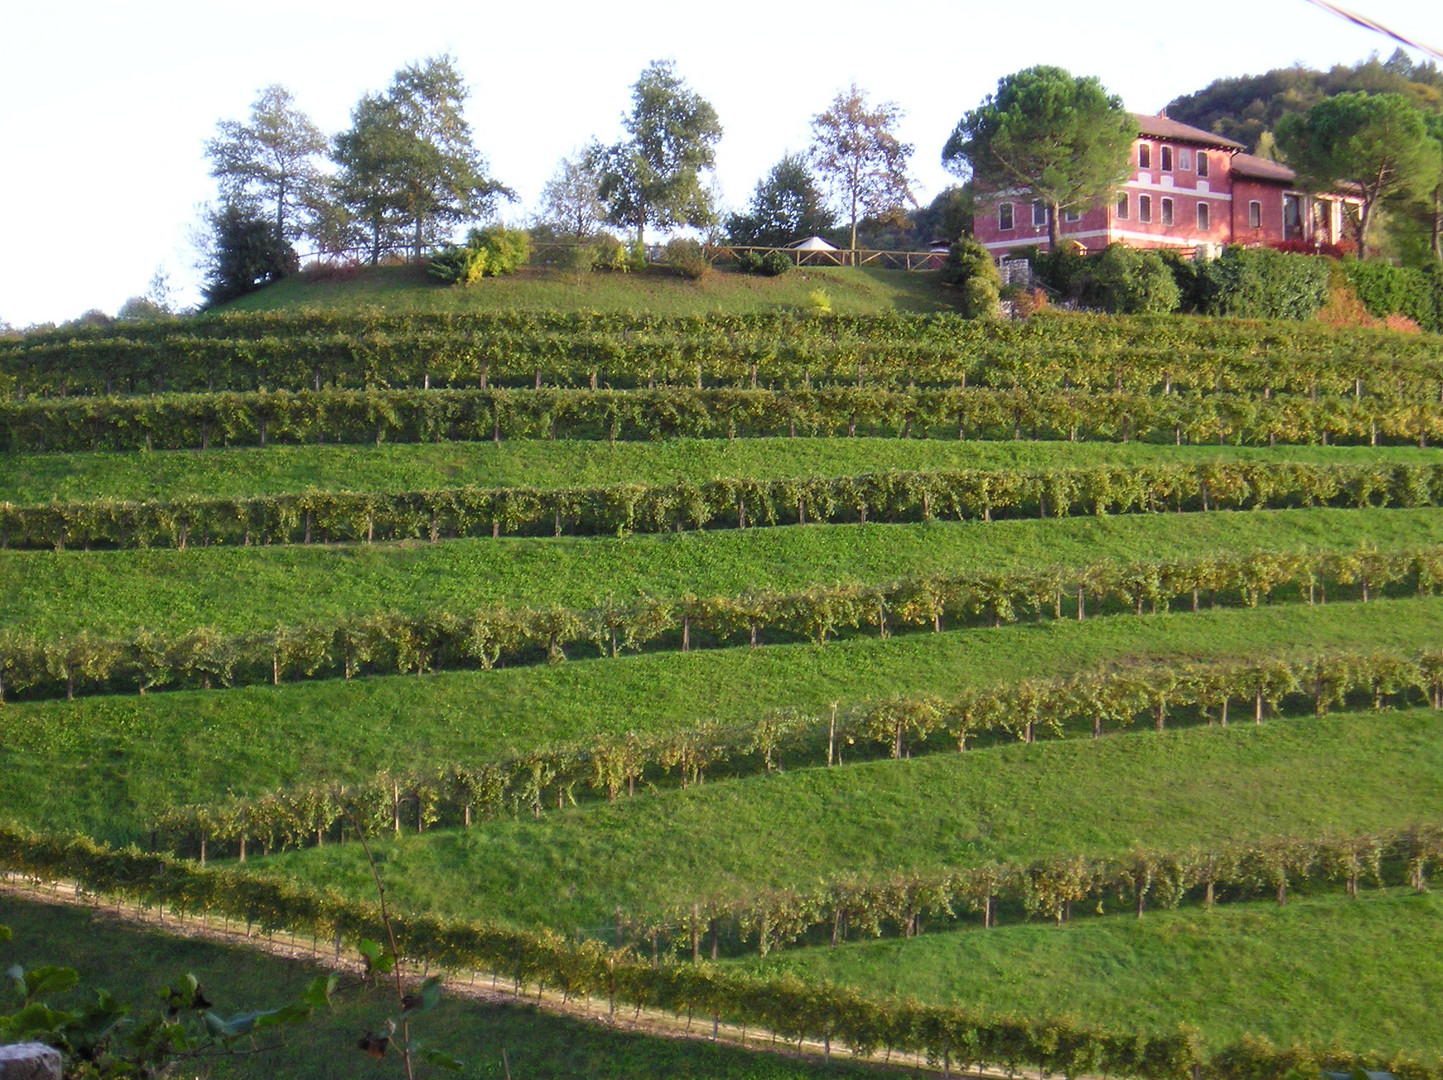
[
  {"left": 7, "top": 461, "right": 1443, "bottom": 550},
  {"left": 7, "top": 386, "right": 1443, "bottom": 453},
  {"left": 2, "top": 543, "right": 1440, "bottom": 702}
]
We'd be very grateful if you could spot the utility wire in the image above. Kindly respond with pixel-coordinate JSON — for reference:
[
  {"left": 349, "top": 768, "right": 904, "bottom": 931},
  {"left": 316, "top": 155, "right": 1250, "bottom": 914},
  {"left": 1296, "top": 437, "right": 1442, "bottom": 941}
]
[{"left": 1301, "top": 0, "right": 1443, "bottom": 63}]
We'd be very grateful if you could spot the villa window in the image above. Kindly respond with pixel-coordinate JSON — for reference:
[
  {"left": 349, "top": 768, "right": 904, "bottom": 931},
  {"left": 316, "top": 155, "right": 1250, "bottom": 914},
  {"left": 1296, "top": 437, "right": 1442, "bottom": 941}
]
[
  {"left": 1197, "top": 202, "right": 1210, "bottom": 230},
  {"left": 1197, "top": 152, "right": 1209, "bottom": 177},
  {"left": 1161, "top": 146, "right": 1174, "bottom": 171},
  {"left": 1179, "top": 148, "right": 1193, "bottom": 171},
  {"left": 1248, "top": 200, "right": 1261, "bottom": 229},
  {"left": 1032, "top": 201, "right": 1048, "bottom": 227},
  {"left": 1161, "top": 197, "right": 1174, "bottom": 226},
  {"left": 1000, "top": 202, "right": 1014, "bottom": 230},
  {"left": 1139, "top": 195, "right": 1152, "bottom": 223},
  {"left": 1064, "top": 207, "right": 1081, "bottom": 223},
  {"left": 1138, "top": 143, "right": 1152, "bottom": 169},
  {"left": 1115, "top": 193, "right": 1129, "bottom": 219}
]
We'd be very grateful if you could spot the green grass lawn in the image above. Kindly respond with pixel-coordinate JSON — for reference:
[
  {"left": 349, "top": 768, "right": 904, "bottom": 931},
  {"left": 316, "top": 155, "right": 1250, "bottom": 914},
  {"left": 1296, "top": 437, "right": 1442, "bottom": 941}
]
[
  {"left": 5, "top": 438, "right": 1439, "bottom": 504},
  {"left": 743, "top": 888, "right": 1443, "bottom": 1058},
  {"left": 6, "top": 508, "right": 1443, "bottom": 638},
  {"left": 4, "top": 596, "right": 1443, "bottom": 843},
  {"left": 0, "top": 896, "right": 886, "bottom": 1080},
  {"left": 219, "top": 263, "right": 956, "bottom": 316},
  {"left": 252, "top": 707, "right": 1443, "bottom": 931}
]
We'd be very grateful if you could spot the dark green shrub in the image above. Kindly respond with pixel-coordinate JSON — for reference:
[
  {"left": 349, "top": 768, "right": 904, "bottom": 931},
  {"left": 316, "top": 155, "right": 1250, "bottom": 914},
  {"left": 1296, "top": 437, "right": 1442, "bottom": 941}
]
[
  {"left": 737, "top": 250, "right": 792, "bottom": 276},
  {"left": 1159, "top": 250, "right": 1207, "bottom": 313},
  {"left": 202, "top": 205, "right": 298, "bottom": 307},
  {"left": 1027, "top": 246, "right": 1092, "bottom": 300},
  {"left": 941, "top": 237, "right": 1001, "bottom": 318},
  {"left": 664, "top": 238, "right": 710, "bottom": 280},
  {"left": 1091, "top": 244, "right": 1180, "bottom": 314},
  {"left": 1195, "top": 246, "right": 1331, "bottom": 320}
]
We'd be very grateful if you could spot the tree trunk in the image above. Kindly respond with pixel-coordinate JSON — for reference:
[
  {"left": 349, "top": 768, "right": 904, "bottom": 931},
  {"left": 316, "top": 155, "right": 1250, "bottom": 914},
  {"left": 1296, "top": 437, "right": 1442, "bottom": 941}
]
[
  {"left": 1431, "top": 185, "right": 1443, "bottom": 260},
  {"left": 1047, "top": 201, "right": 1061, "bottom": 250},
  {"left": 1357, "top": 195, "right": 1373, "bottom": 260}
]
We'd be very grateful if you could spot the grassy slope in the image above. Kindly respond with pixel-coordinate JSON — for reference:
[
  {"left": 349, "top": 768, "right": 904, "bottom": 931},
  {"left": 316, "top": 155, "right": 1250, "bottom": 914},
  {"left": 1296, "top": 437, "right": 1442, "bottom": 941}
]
[
  {"left": 6, "top": 596, "right": 1443, "bottom": 843},
  {"left": 6, "top": 508, "right": 1443, "bottom": 637},
  {"left": 744, "top": 889, "right": 1443, "bottom": 1057},
  {"left": 0, "top": 897, "right": 882, "bottom": 1080},
  {"left": 255, "top": 708, "right": 1443, "bottom": 929},
  {"left": 218, "top": 263, "right": 955, "bottom": 316},
  {"left": 5, "top": 438, "right": 1438, "bottom": 504}
]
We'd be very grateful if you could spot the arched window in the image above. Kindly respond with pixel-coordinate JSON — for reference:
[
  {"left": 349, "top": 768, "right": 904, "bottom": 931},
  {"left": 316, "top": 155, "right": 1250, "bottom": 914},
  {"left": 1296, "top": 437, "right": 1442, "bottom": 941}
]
[{"left": 1197, "top": 202, "right": 1210, "bottom": 230}]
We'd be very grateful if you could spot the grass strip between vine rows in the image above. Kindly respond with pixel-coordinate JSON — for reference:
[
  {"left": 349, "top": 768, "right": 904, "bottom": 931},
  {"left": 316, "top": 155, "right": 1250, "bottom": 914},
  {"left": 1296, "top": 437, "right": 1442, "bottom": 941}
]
[
  {"left": 5, "top": 596, "right": 1443, "bottom": 843},
  {"left": 743, "top": 888, "right": 1443, "bottom": 1057},
  {"left": 250, "top": 709, "right": 1443, "bottom": 933},
  {"left": 6, "top": 438, "right": 1436, "bottom": 505},
  {"left": 7, "top": 508, "right": 1443, "bottom": 637},
  {"left": 148, "top": 645, "right": 1443, "bottom": 869},
  {"left": 4, "top": 539, "right": 1441, "bottom": 703}
]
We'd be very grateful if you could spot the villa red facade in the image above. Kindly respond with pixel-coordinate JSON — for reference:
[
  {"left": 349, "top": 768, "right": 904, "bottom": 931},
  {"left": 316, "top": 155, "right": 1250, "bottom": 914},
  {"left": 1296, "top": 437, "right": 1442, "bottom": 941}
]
[{"left": 974, "top": 113, "right": 1357, "bottom": 257}]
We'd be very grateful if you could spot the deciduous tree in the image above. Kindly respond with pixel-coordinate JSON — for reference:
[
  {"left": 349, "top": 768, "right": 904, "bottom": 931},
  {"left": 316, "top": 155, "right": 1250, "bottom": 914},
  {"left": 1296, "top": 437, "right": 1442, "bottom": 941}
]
[
  {"left": 943, "top": 66, "right": 1133, "bottom": 251},
  {"left": 206, "top": 85, "right": 327, "bottom": 245},
  {"left": 809, "top": 84, "right": 914, "bottom": 252},
  {"left": 333, "top": 55, "right": 510, "bottom": 263},
  {"left": 538, "top": 152, "right": 606, "bottom": 240},
  {"left": 592, "top": 61, "right": 722, "bottom": 245}
]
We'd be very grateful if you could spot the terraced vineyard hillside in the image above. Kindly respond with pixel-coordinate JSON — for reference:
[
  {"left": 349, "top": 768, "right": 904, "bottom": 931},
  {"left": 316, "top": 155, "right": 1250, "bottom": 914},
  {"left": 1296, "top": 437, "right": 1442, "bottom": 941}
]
[{"left": 4, "top": 304, "right": 1443, "bottom": 1078}]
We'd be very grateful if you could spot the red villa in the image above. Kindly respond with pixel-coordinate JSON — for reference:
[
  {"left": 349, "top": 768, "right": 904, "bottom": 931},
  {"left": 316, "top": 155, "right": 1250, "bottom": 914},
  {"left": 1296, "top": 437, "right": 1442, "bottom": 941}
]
[{"left": 974, "top": 113, "right": 1359, "bottom": 258}]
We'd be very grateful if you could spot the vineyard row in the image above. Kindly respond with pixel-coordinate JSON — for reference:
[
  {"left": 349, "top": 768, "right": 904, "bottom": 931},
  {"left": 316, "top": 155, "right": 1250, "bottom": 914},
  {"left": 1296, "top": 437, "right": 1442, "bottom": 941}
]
[
  {"left": 3, "top": 544, "right": 1435, "bottom": 702},
  {"left": 0, "top": 821, "right": 1437, "bottom": 1080},
  {"left": 7, "top": 311, "right": 1443, "bottom": 399},
  {"left": 150, "top": 646, "right": 1443, "bottom": 869},
  {"left": 11, "top": 461, "right": 1443, "bottom": 550},
  {"left": 7, "top": 387, "right": 1443, "bottom": 453}
]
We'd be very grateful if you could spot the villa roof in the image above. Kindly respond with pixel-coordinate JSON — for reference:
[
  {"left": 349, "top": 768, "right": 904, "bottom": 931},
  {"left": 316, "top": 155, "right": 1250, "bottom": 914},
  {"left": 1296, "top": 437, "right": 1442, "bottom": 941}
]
[
  {"left": 1132, "top": 113, "right": 1246, "bottom": 151},
  {"left": 1229, "top": 152, "right": 1298, "bottom": 183}
]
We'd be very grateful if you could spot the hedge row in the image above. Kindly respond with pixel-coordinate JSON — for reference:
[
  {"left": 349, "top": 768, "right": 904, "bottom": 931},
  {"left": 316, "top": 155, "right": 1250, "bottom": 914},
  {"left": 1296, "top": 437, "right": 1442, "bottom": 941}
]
[
  {"left": 1, "top": 821, "right": 1439, "bottom": 1080},
  {"left": 2, "top": 544, "right": 1436, "bottom": 702},
  {"left": 7, "top": 387, "right": 1443, "bottom": 453},
  {"left": 13, "top": 462, "right": 1443, "bottom": 550},
  {"left": 6, "top": 310, "right": 1443, "bottom": 397},
  {"left": 151, "top": 646, "right": 1443, "bottom": 865},
  {"left": 1342, "top": 260, "right": 1443, "bottom": 332}
]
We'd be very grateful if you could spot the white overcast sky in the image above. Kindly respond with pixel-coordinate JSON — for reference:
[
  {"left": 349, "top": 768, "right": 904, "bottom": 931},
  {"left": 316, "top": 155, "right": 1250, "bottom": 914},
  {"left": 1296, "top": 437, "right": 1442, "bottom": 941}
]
[{"left": 0, "top": 0, "right": 1435, "bottom": 325}]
